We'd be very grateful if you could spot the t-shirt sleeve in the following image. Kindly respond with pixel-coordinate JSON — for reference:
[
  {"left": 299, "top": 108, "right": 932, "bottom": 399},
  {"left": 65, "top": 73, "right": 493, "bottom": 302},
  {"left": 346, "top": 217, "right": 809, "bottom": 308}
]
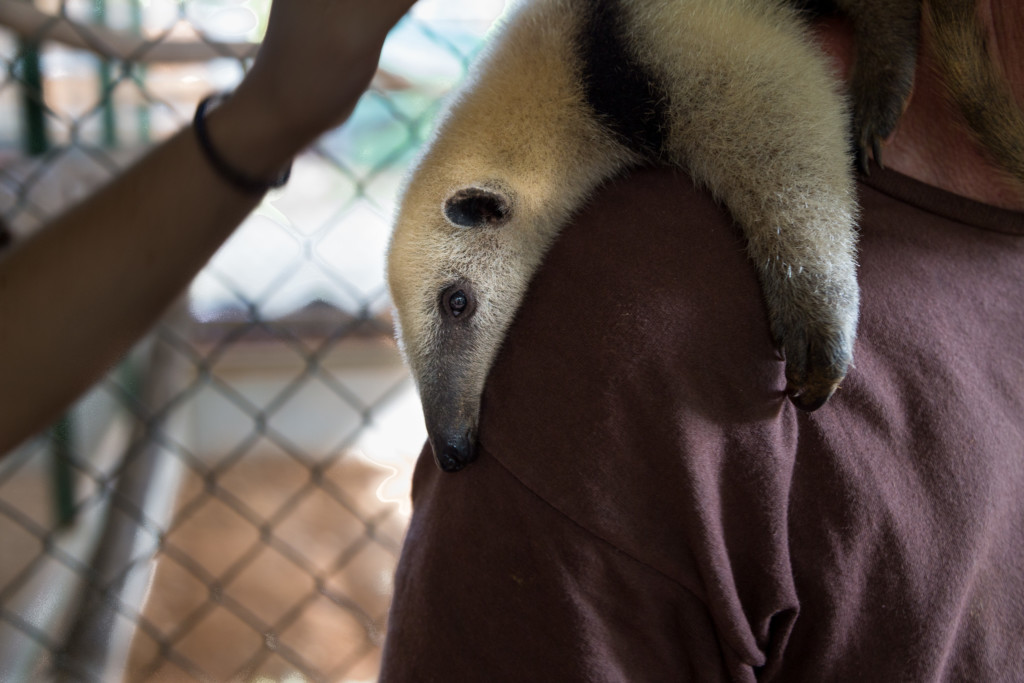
[{"left": 379, "top": 446, "right": 740, "bottom": 683}]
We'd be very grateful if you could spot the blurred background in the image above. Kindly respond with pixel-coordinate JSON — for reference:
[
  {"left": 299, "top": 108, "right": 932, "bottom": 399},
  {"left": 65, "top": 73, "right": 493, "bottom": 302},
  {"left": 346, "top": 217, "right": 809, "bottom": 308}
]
[{"left": 0, "top": 0, "right": 507, "bottom": 680}]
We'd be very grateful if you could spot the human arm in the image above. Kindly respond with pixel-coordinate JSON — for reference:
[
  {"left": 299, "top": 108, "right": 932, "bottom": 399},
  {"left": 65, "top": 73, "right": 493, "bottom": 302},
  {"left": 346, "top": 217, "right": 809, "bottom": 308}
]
[
  {"left": 381, "top": 442, "right": 737, "bottom": 682},
  {"left": 0, "top": 0, "right": 417, "bottom": 453}
]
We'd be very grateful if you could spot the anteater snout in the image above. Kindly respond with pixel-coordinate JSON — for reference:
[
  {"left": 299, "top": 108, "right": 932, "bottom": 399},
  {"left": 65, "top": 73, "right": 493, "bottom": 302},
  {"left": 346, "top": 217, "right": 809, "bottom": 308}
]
[{"left": 430, "top": 431, "right": 477, "bottom": 473}]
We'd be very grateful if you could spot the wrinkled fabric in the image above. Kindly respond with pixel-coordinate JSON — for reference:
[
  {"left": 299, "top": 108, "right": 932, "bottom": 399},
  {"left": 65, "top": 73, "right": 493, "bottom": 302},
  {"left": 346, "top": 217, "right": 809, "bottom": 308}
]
[{"left": 380, "top": 166, "right": 1024, "bottom": 682}]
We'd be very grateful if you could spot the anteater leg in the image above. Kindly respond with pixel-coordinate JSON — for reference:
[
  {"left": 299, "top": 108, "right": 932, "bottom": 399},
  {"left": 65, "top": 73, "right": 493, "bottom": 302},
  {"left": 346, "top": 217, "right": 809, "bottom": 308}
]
[{"left": 834, "top": 0, "right": 922, "bottom": 172}]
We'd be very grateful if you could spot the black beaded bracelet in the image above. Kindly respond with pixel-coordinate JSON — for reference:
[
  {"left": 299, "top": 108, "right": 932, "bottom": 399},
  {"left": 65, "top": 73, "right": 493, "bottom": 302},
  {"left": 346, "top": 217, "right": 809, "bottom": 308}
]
[{"left": 193, "top": 94, "right": 292, "bottom": 196}]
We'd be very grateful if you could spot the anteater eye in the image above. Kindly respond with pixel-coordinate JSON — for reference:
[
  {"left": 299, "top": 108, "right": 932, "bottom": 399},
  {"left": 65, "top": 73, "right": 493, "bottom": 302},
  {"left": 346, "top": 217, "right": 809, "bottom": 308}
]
[
  {"left": 441, "top": 284, "right": 475, "bottom": 321},
  {"left": 449, "top": 290, "right": 468, "bottom": 316}
]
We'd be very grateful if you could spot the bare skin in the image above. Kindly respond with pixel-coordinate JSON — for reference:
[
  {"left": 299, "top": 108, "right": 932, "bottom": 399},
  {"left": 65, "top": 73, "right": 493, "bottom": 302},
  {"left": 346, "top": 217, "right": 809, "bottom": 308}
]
[
  {"left": 0, "top": 0, "right": 417, "bottom": 453},
  {"left": 817, "top": 1, "right": 1024, "bottom": 210}
]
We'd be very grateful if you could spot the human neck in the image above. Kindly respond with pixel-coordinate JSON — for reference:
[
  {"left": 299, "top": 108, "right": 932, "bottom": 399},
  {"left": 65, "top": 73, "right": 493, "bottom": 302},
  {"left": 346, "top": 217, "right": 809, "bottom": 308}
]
[{"left": 818, "top": 2, "right": 1024, "bottom": 211}]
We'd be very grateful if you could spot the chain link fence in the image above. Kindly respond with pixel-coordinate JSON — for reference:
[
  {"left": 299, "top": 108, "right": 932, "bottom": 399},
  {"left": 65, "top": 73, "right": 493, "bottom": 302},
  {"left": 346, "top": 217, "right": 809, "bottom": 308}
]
[{"left": 0, "top": 1, "right": 505, "bottom": 680}]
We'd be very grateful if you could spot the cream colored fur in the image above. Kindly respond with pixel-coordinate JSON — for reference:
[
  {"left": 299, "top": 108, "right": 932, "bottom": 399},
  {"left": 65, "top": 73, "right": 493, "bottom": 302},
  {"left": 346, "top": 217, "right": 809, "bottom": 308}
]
[{"left": 387, "top": 0, "right": 859, "bottom": 466}]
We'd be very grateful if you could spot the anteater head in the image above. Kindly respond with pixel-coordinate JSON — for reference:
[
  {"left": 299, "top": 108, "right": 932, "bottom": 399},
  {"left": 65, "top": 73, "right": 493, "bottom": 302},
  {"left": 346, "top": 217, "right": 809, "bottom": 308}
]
[{"left": 388, "top": 178, "right": 546, "bottom": 472}]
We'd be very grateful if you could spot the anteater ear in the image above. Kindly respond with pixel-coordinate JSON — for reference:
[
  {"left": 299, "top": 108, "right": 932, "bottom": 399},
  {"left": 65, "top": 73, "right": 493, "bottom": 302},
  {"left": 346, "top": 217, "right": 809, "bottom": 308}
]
[{"left": 443, "top": 187, "right": 511, "bottom": 228}]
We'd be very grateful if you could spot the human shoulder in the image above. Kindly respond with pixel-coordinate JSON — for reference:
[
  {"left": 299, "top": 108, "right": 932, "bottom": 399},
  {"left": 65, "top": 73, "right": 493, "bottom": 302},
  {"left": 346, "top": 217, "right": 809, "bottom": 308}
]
[{"left": 478, "top": 165, "right": 795, "bottom": 577}]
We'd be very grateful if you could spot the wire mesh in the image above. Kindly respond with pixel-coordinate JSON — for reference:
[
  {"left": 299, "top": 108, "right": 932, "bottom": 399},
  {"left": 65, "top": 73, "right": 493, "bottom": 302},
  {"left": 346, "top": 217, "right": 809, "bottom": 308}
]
[{"left": 0, "top": 1, "right": 506, "bottom": 680}]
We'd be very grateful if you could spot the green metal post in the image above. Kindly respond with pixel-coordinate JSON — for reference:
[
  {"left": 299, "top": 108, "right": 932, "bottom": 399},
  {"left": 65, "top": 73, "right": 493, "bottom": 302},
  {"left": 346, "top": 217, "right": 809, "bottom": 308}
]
[
  {"left": 17, "top": 40, "right": 48, "bottom": 156},
  {"left": 18, "top": 11, "right": 80, "bottom": 524},
  {"left": 18, "top": 32, "right": 75, "bottom": 524},
  {"left": 93, "top": 0, "right": 117, "bottom": 147},
  {"left": 51, "top": 417, "right": 77, "bottom": 528},
  {"left": 131, "top": 0, "right": 150, "bottom": 143}
]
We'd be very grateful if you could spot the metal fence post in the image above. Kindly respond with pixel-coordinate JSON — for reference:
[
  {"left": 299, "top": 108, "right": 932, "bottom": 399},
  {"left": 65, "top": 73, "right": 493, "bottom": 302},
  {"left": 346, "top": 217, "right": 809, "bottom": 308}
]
[{"left": 58, "top": 322, "right": 185, "bottom": 682}]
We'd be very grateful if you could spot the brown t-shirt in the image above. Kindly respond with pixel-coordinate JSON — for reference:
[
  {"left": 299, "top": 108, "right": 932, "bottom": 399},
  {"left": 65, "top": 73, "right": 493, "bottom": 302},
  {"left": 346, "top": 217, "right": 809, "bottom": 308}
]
[{"left": 380, "top": 166, "right": 1024, "bottom": 682}]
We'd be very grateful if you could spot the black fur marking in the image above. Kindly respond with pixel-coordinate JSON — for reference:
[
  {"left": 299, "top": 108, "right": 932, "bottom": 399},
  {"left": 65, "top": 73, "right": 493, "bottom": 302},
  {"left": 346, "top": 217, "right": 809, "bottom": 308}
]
[
  {"left": 786, "top": 0, "right": 837, "bottom": 17},
  {"left": 578, "top": 0, "right": 670, "bottom": 157},
  {"left": 444, "top": 188, "right": 511, "bottom": 228}
]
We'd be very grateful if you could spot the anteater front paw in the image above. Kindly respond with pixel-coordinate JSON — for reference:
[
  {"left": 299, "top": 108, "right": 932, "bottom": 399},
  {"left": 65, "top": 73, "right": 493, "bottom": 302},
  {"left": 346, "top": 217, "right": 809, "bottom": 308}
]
[
  {"left": 779, "top": 320, "right": 853, "bottom": 411},
  {"left": 768, "top": 275, "right": 858, "bottom": 412},
  {"left": 847, "top": 2, "right": 921, "bottom": 174},
  {"left": 851, "top": 72, "right": 913, "bottom": 174}
]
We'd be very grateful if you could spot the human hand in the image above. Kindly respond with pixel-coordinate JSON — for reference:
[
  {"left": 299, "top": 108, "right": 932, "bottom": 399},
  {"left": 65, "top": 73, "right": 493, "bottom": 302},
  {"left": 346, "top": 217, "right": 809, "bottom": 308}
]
[{"left": 221, "top": 0, "right": 418, "bottom": 158}]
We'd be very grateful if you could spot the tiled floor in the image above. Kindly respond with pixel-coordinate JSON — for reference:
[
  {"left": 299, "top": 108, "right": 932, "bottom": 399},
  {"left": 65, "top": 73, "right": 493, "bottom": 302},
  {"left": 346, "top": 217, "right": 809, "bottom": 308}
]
[
  {"left": 0, "top": 342, "right": 425, "bottom": 681},
  {"left": 124, "top": 453, "right": 409, "bottom": 682}
]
